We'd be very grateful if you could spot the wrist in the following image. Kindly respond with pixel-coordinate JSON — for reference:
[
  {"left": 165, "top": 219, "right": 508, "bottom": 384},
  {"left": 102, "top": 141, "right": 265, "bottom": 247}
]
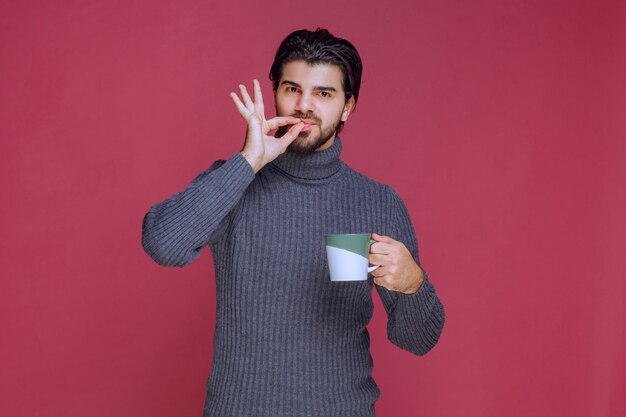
[
  {"left": 239, "top": 150, "right": 262, "bottom": 173},
  {"left": 403, "top": 266, "right": 425, "bottom": 295}
]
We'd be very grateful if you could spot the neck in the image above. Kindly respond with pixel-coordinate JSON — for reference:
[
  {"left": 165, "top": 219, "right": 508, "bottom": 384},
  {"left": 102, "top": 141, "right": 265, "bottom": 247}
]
[
  {"left": 314, "top": 135, "right": 336, "bottom": 152},
  {"left": 270, "top": 136, "right": 344, "bottom": 182}
]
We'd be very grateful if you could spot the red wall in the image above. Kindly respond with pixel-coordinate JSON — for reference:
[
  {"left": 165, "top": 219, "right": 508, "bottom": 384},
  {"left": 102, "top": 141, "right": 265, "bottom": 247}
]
[{"left": 2, "top": 1, "right": 624, "bottom": 416}]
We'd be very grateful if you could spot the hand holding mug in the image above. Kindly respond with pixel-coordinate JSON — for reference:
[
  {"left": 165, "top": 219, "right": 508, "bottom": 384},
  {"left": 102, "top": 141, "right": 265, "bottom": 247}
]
[{"left": 368, "top": 233, "right": 424, "bottom": 294}]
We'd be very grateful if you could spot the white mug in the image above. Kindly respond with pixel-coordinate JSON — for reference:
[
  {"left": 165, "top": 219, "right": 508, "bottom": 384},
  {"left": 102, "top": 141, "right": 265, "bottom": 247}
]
[{"left": 325, "top": 233, "right": 380, "bottom": 281}]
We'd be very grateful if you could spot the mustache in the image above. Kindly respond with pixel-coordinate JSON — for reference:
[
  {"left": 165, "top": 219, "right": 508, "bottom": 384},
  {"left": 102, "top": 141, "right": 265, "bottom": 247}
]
[
  {"left": 291, "top": 112, "right": 321, "bottom": 123},
  {"left": 275, "top": 112, "right": 320, "bottom": 137}
]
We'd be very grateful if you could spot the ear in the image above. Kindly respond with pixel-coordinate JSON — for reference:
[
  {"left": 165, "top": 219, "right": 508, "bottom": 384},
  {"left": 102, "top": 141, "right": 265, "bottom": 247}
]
[{"left": 341, "top": 96, "right": 356, "bottom": 122}]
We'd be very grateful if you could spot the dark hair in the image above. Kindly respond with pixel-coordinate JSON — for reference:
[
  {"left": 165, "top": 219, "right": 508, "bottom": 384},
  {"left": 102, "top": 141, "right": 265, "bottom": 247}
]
[{"left": 269, "top": 28, "right": 363, "bottom": 107}]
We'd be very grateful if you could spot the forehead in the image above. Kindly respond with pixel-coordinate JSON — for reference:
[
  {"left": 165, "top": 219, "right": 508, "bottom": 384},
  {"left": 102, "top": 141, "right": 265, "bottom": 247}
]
[{"left": 279, "top": 61, "right": 344, "bottom": 91}]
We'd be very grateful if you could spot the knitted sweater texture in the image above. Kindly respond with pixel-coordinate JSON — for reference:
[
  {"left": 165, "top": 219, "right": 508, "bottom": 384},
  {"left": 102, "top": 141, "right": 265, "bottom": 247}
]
[{"left": 142, "top": 138, "right": 445, "bottom": 417}]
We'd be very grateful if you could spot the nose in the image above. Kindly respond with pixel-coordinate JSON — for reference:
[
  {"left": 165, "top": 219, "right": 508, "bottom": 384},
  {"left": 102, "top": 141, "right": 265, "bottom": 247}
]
[{"left": 295, "top": 92, "right": 313, "bottom": 113}]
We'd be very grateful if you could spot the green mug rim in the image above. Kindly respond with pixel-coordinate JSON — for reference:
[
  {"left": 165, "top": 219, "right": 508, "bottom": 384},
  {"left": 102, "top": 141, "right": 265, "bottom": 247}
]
[{"left": 325, "top": 233, "right": 373, "bottom": 257}]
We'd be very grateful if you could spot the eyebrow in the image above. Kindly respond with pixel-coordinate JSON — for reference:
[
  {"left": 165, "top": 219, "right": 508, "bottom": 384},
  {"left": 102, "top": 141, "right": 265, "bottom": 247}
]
[{"left": 280, "top": 80, "right": 338, "bottom": 92}]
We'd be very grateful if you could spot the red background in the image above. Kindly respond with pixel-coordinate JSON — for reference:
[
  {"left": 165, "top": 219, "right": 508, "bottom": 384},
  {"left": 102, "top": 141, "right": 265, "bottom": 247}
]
[{"left": 2, "top": 1, "right": 624, "bottom": 416}]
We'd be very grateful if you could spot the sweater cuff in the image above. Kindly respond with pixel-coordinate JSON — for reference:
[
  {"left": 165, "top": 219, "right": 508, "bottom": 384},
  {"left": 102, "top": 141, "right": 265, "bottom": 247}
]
[
  {"left": 396, "top": 274, "right": 437, "bottom": 322},
  {"left": 226, "top": 152, "right": 256, "bottom": 182}
]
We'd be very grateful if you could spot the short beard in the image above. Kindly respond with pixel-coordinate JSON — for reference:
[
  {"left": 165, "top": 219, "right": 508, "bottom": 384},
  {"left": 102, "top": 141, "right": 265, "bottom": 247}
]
[
  {"left": 288, "top": 119, "right": 341, "bottom": 154},
  {"left": 276, "top": 113, "right": 342, "bottom": 154}
]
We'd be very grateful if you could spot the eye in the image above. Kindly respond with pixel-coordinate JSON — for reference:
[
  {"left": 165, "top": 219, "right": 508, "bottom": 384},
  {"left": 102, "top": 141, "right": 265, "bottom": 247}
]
[
  {"left": 286, "top": 86, "right": 298, "bottom": 93},
  {"left": 319, "top": 91, "right": 331, "bottom": 98}
]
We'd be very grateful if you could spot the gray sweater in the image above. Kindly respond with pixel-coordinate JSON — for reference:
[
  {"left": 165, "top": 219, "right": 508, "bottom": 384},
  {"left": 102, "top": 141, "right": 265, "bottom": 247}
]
[{"left": 142, "top": 138, "right": 445, "bottom": 417}]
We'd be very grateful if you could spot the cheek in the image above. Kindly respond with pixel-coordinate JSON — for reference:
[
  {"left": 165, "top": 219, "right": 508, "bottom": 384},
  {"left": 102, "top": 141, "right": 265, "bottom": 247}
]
[
  {"left": 332, "top": 104, "right": 348, "bottom": 122},
  {"left": 275, "top": 95, "right": 293, "bottom": 115}
]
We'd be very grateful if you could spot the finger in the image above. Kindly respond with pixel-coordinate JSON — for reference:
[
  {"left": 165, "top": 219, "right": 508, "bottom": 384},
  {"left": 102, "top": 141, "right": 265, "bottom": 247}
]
[
  {"left": 368, "top": 254, "right": 387, "bottom": 265},
  {"left": 266, "top": 116, "right": 302, "bottom": 131},
  {"left": 373, "top": 275, "right": 392, "bottom": 288},
  {"left": 253, "top": 79, "right": 264, "bottom": 113},
  {"left": 370, "top": 242, "right": 393, "bottom": 255},
  {"left": 371, "top": 233, "right": 396, "bottom": 244},
  {"left": 230, "top": 92, "right": 250, "bottom": 118},
  {"left": 239, "top": 84, "right": 254, "bottom": 111},
  {"left": 370, "top": 266, "right": 385, "bottom": 278},
  {"left": 278, "top": 122, "right": 305, "bottom": 147}
]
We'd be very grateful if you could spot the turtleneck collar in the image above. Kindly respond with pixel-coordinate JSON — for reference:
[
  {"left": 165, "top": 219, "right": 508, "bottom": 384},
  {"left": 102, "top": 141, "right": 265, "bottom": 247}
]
[{"left": 269, "top": 137, "right": 345, "bottom": 182}]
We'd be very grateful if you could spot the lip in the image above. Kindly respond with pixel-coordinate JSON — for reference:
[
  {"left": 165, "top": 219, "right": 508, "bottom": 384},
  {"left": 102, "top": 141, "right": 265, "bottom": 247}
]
[{"left": 298, "top": 120, "right": 316, "bottom": 131}]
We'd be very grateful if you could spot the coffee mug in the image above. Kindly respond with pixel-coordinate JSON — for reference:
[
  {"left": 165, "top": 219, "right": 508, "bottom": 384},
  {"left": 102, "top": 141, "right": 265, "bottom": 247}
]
[{"left": 325, "top": 233, "right": 380, "bottom": 281}]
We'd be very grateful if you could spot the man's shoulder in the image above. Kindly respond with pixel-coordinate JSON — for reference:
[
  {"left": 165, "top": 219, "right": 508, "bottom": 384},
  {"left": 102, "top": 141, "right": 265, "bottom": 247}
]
[{"left": 342, "top": 163, "right": 400, "bottom": 199}]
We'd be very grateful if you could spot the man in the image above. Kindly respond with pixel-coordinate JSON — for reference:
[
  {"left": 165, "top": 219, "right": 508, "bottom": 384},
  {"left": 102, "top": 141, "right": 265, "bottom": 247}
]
[{"left": 142, "top": 28, "right": 445, "bottom": 417}]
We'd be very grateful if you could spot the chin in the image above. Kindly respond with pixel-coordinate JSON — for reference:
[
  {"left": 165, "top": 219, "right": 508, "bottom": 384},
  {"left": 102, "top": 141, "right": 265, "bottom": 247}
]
[{"left": 288, "top": 134, "right": 330, "bottom": 154}]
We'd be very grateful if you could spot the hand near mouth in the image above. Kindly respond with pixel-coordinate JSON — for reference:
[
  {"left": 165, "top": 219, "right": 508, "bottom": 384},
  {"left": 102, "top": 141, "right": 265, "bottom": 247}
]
[
  {"left": 231, "top": 79, "right": 305, "bottom": 173},
  {"left": 276, "top": 118, "right": 315, "bottom": 137},
  {"left": 300, "top": 120, "right": 317, "bottom": 128}
]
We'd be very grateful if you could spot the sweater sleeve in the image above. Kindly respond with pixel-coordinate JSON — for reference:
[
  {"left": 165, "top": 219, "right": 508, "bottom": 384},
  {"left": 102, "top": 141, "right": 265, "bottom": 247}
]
[
  {"left": 141, "top": 152, "right": 255, "bottom": 267},
  {"left": 375, "top": 190, "right": 446, "bottom": 356}
]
